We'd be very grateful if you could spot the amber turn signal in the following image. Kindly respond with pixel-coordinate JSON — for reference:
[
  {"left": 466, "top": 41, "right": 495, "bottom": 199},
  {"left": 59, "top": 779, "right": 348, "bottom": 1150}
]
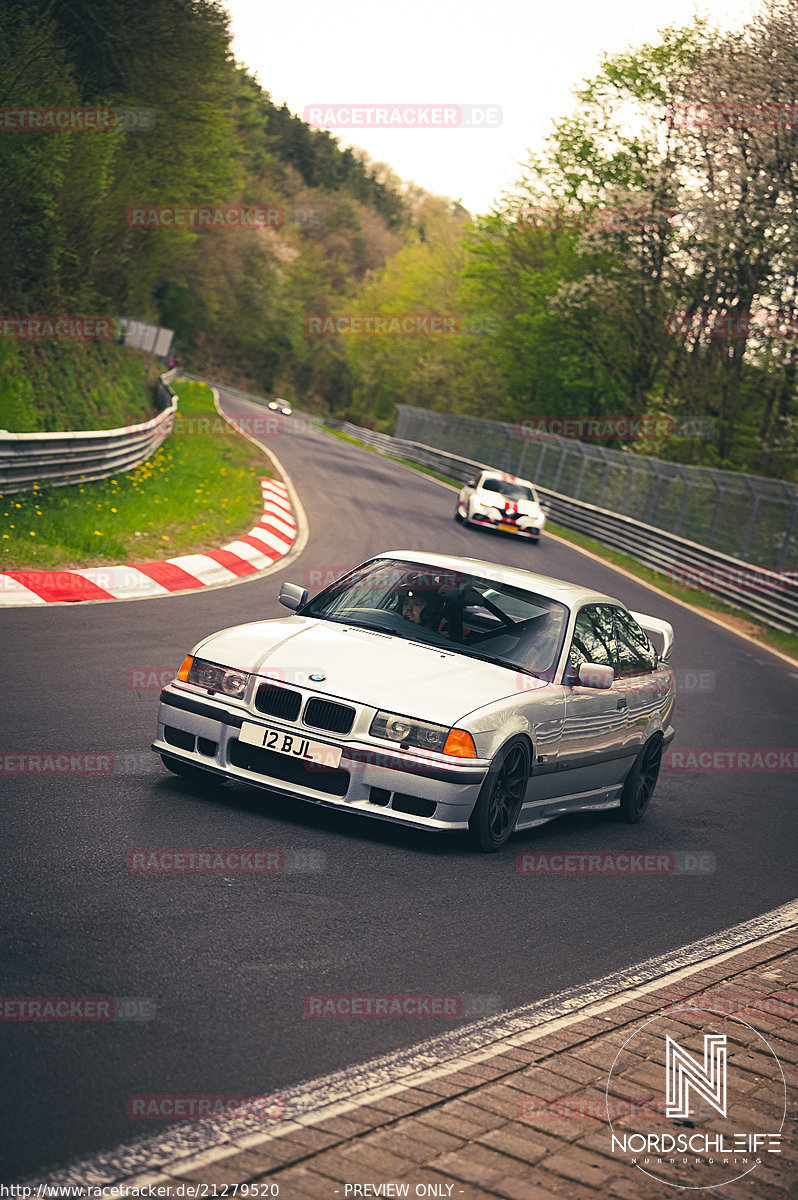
[
  {"left": 176, "top": 655, "right": 194, "bottom": 682},
  {"left": 443, "top": 728, "right": 477, "bottom": 758}
]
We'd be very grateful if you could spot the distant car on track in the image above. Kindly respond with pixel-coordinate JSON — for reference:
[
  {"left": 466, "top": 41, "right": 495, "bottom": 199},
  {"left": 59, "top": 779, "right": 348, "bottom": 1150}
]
[
  {"left": 267, "top": 398, "right": 292, "bottom": 415},
  {"left": 153, "top": 552, "right": 675, "bottom": 851},
  {"left": 456, "top": 470, "right": 546, "bottom": 541}
]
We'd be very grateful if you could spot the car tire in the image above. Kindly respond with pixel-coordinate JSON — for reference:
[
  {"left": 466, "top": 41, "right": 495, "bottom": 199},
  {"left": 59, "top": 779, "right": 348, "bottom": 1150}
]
[
  {"left": 160, "top": 753, "right": 213, "bottom": 786},
  {"left": 617, "top": 735, "right": 662, "bottom": 823},
  {"left": 468, "top": 736, "right": 530, "bottom": 852},
  {"left": 455, "top": 503, "right": 464, "bottom": 523}
]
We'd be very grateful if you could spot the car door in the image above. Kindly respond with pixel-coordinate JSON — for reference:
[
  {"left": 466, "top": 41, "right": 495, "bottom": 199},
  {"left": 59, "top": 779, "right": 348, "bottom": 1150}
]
[{"left": 555, "top": 605, "right": 630, "bottom": 796}]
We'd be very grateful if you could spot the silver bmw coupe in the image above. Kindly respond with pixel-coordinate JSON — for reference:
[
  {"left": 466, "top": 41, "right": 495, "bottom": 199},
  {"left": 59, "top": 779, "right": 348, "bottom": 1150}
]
[{"left": 154, "top": 552, "right": 675, "bottom": 851}]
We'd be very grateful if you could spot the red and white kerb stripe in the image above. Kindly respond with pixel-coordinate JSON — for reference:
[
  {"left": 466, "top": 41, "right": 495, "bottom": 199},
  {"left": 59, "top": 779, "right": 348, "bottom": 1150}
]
[{"left": 0, "top": 478, "right": 295, "bottom": 606}]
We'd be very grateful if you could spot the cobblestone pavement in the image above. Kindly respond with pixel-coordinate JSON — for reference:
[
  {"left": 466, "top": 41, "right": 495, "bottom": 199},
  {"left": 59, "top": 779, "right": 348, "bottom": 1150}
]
[{"left": 107, "top": 925, "right": 797, "bottom": 1200}]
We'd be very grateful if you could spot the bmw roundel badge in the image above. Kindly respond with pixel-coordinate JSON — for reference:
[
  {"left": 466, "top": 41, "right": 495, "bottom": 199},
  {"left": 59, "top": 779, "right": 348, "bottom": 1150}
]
[{"left": 309, "top": 672, "right": 326, "bottom": 682}]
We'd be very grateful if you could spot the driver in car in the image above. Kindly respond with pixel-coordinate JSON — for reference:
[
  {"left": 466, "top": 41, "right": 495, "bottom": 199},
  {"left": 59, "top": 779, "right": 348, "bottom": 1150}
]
[{"left": 398, "top": 587, "right": 447, "bottom": 632}]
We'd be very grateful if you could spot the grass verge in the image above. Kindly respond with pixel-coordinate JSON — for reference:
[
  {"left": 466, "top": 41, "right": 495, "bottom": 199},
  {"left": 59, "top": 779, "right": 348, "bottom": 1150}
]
[
  {"left": 324, "top": 425, "right": 798, "bottom": 663},
  {"left": 1, "top": 341, "right": 157, "bottom": 432},
  {"left": 1, "top": 380, "right": 268, "bottom": 570}
]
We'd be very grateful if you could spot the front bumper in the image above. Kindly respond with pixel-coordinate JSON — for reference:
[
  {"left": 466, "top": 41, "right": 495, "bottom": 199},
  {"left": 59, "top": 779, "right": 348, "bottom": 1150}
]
[
  {"left": 468, "top": 513, "right": 542, "bottom": 539},
  {"left": 153, "top": 686, "right": 489, "bottom": 833}
]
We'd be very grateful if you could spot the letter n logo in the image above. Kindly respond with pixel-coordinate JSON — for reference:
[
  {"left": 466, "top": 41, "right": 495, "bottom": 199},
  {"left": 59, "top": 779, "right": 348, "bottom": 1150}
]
[{"left": 665, "top": 1034, "right": 727, "bottom": 1118}]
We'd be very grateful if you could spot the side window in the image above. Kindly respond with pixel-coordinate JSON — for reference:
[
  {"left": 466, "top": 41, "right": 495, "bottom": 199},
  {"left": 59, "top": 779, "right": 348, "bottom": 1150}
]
[
  {"left": 613, "top": 609, "right": 659, "bottom": 675},
  {"left": 569, "top": 606, "right": 618, "bottom": 674}
]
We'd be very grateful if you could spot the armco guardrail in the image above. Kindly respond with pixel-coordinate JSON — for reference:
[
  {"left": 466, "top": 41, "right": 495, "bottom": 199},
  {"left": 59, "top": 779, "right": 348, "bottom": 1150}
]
[
  {"left": 307, "top": 415, "right": 798, "bottom": 636},
  {"left": 173, "top": 383, "right": 798, "bottom": 635},
  {"left": 0, "top": 372, "right": 178, "bottom": 495},
  {"left": 394, "top": 405, "right": 798, "bottom": 573}
]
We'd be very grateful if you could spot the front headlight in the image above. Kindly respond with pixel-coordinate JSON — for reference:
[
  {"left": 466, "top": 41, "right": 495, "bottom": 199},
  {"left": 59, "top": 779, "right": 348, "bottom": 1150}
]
[
  {"left": 370, "top": 710, "right": 448, "bottom": 752},
  {"left": 176, "top": 655, "right": 250, "bottom": 699},
  {"left": 474, "top": 499, "right": 501, "bottom": 519}
]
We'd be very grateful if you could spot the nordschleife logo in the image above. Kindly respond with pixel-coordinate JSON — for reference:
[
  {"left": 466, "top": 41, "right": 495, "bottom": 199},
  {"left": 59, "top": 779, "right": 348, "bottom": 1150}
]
[
  {"left": 606, "top": 1009, "right": 786, "bottom": 1189},
  {"left": 665, "top": 1034, "right": 727, "bottom": 1119}
]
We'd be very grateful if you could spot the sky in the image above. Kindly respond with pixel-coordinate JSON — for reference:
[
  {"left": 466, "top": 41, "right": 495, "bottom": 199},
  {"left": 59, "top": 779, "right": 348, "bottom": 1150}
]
[{"left": 224, "top": 0, "right": 761, "bottom": 217}]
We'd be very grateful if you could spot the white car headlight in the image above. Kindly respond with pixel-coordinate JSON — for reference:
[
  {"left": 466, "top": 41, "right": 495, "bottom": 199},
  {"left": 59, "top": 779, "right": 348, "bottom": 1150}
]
[
  {"left": 177, "top": 656, "right": 250, "bottom": 699},
  {"left": 370, "top": 711, "right": 478, "bottom": 758},
  {"left": 370, "top": 710, "right": 448, "bottom": 752}
]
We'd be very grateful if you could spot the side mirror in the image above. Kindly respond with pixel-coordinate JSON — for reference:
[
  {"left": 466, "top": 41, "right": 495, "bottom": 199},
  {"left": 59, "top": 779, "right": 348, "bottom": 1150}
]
[
  {"left": 466, "top": 479, "right": 477, "bottom": 488},
  {"left": 577, "top": 662, "right": 614, "bottom": 689},
  {"left": 279, "top": 582, "right": 308, "bottom": 610}
]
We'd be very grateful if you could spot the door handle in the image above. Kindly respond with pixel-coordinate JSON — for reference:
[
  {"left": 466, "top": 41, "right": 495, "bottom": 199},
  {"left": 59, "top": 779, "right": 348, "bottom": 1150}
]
[{"left": 617, "top": 698, "right": 628, "bottom": 710}]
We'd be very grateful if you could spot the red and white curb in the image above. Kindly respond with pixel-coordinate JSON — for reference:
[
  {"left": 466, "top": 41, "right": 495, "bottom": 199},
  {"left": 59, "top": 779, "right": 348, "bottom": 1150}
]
[{"left": 0, "top": 478, "right": 295, "bottom": 606}]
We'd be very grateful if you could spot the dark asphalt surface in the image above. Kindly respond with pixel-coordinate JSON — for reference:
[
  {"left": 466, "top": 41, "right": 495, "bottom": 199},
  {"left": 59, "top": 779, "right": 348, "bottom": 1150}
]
[{"left": 2, "top": 388, "right": 797, "bottom": 1181}]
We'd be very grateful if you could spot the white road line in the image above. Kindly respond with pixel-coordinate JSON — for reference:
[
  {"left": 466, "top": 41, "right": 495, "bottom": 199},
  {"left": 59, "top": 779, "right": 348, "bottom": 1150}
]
[{"left": 29, "top": 899, "right": 798, "bottom": 1188}]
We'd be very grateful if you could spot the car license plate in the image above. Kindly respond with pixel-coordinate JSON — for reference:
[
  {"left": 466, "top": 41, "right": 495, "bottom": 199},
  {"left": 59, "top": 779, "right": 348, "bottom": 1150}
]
[
  {"left": 238, "top": 722, "right": 342, "bottom": 768},
  {"left": 499, "top": 521, "right": 516, "bottom": 532}
]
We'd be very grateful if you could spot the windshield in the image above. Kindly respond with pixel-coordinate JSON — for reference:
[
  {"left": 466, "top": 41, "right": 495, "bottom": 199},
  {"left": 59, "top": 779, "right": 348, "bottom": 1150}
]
[
  {"left": 302, "top": 558, "right": 567, "bottom": 677},
  {"left": 481, "top": 478, "right": 535, "bottom": 502}
]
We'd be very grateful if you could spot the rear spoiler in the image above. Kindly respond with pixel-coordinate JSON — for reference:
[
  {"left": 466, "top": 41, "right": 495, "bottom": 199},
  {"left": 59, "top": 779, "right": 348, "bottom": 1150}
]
[{"left": 630, "top": 611, "right": 674, "bottom": 661}]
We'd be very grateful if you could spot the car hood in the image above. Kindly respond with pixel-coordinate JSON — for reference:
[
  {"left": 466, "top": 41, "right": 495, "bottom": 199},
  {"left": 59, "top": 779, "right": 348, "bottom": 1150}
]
[
  {"left": 194, "top": 616, "right": 549, "bottom": 725},
  {"left": 476, "top": 490, "right": 542, "bottom": 515}
]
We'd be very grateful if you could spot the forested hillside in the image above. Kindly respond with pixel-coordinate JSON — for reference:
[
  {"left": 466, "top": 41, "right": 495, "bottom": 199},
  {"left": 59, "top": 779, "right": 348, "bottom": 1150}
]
[
  {"left": 342, "top": 0, "right": 798, "bottom": 479},
  {"left": 1, "top": 0, "right": 411, "bottom": 415},
  {"left": 1, "top": 0, "right": 796, "bottom": 479}
]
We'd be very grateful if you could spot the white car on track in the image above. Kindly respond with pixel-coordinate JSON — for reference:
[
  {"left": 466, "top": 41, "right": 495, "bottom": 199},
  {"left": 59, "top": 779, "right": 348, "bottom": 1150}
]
[
  {"left": 153, "top": 552, "right": 676, "bottom": 851},
  {"left": 267, "top": 398, "right": 292, "bottom": 415},
  {"left": 456, "top": 470, "right": 547, "bottom": 541}
]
